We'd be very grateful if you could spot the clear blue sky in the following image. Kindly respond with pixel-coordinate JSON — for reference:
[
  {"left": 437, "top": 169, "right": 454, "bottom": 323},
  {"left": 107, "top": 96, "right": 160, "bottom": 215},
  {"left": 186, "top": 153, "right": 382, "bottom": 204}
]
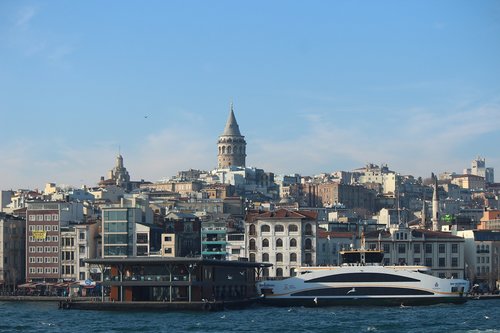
[{"left": 1, "top": 0, "right": 499, "bottom": 190}]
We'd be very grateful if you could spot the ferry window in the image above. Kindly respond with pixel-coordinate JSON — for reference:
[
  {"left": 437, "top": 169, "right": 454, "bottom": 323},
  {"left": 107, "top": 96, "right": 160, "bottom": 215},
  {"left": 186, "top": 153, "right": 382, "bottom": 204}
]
[
  {"left": 439, "top": 244, "right": 445, "bottom": 253},
  {"left": 414, "top": 244, "right": 421, "bottom": 253},
  {"left": 276, "top": 253, "right": 283, "bottom": 262},
  {"left": 452, "top": 244, "right": 458, "bottom": 254},
  {"left": 262, "top": 239, "right": 269, "bottom": 248},
  {"left": 425, "top": 244, "right": 432, "bottom": 254},
  {"left": 439, "top": 258, "right": 446, "bottom": 267},
  {"left": 290, "top": 238, "right": 297, "bottom": 248},
  {"left": 438, "top": 273, "right": 445, "bottom": 278},
  {"left": 262, "top": 253, "right": 269, "bottom": 262},
  {"left": 261, "top": 225, "right": 270, "bottom": 233}
]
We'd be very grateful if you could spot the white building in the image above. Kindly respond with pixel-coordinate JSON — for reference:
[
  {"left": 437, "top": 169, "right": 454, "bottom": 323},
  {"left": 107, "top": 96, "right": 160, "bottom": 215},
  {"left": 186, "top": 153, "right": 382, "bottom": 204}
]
[{"left": 245, "top": 209, "right": 318, "bottom": 278}]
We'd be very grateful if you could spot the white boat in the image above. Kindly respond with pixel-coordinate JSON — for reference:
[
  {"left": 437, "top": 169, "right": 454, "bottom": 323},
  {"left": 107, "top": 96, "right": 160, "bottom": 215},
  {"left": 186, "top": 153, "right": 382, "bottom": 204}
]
[{"left": 257, "top": 250, "right": 469, "bottom": 306}]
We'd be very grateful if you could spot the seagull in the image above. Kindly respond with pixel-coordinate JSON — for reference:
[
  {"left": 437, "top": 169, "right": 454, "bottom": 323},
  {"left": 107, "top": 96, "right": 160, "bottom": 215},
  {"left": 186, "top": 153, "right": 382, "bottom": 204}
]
[
  {"left": 144, "top": 115, "right": 149, "bottom": 118},
  {"left": 239, "top": 271, "right": 245, "bottom": 276},
  {"left": 220, "top": 315, "right": 226, "bottom": 319},
  {"left": 347, "top": 288, "right": 356, "bottom": 294},
  {"left": 400, "top": 303, "right": 406, "bottom": 308},
  {"left": 313, "top": 297, "right": 318, "bottom": 305},
  {"left": 484, "top": 315, "right": 490, "bottom": 320},
  {"left": 227, "top": 275, "right": 233, "bottom": 280},
  {"left": 287, "top": 308, "right": 293, "bottom": 312}
]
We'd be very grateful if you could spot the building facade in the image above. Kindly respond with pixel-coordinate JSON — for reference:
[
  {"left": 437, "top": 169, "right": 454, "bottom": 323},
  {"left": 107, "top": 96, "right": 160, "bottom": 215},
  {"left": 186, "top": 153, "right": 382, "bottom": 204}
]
[
  {"left": 25, "top": 202, "right": 84, "bottom": 283},
  {"left": 0, "top": 213, "right": 25, "bottom": 291},
  {"left": 245, "top": 209, "right": 318, "bottom": 278}
]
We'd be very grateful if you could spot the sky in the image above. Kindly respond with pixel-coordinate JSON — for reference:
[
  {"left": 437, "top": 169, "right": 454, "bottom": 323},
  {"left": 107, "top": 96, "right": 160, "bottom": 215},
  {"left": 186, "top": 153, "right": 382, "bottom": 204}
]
[{"left": 1, "top": 0, "right": 499, "bottom": 190}]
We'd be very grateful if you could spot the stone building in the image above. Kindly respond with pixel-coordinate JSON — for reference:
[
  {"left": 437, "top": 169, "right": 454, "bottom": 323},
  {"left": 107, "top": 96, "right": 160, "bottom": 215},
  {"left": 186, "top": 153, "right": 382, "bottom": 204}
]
[
  {"left": 245, "top": 209, "right": 318, "bottom": 278},
  {"left": 217, "top": 104, "right": 246, "bottom": 169},
  {"left": 0, "top": 213, "right": 25, "bottom": 291}
]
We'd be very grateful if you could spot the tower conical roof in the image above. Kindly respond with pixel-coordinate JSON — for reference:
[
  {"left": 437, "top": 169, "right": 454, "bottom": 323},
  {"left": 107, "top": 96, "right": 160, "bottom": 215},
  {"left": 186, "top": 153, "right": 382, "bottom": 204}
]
[{"left": 222, "top": 103, "right": 242, "bottom": 136}]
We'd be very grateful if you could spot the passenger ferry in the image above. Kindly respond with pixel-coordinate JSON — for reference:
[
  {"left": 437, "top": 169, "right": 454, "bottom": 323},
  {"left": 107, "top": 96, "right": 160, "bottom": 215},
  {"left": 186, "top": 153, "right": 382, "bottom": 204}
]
[{"left": 257, "top": 250, "right": 469, "bottom": 306}]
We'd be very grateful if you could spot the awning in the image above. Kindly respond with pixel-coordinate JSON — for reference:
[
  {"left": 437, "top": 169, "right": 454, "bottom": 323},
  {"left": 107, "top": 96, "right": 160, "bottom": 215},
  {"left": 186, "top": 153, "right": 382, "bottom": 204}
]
[{"left": 18, "top": 283, "right": 36, "bottom": 288}]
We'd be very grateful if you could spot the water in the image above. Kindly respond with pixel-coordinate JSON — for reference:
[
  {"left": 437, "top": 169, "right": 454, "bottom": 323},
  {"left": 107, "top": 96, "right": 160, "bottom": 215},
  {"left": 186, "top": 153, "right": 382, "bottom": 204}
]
[{"left": 0, "top": 300, "right": 499, "bottom": 333}]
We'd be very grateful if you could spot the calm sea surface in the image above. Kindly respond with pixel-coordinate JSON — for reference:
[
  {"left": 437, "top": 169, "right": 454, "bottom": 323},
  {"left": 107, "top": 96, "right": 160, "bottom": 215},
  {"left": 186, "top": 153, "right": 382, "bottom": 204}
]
[{"left": 0, "top": 300, "right": 499, "bottom": 333}]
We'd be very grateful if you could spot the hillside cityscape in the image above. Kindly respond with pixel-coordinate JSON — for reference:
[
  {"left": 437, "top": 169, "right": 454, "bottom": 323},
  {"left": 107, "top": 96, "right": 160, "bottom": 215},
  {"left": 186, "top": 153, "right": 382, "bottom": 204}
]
[{"left": 0, "top": 107, "right": 499, "bottom": 297}]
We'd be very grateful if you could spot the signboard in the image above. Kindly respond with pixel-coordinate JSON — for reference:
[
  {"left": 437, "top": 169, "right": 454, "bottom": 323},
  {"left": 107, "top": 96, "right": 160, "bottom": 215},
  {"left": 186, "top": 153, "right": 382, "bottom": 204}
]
[{"left": 32, "top": 230, "right": 47, "bottom": 240}]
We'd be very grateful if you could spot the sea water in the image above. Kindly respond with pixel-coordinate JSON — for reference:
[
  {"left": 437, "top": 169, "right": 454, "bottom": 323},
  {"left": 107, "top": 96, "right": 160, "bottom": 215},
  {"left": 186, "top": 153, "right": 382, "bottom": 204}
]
[{"left": 0, "top": 300, "right": 499, "bottom": 332}]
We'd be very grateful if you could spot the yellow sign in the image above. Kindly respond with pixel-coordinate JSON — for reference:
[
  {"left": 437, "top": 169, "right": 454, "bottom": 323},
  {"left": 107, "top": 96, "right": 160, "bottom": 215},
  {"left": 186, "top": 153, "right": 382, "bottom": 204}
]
[{"left": 32, "top": 230, "right": 47, "bottom": 240}]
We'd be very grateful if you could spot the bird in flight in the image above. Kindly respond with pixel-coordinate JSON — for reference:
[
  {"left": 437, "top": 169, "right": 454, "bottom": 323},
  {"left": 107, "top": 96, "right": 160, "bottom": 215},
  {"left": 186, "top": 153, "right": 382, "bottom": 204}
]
[
  {"left": 347, "top": 288, "right": 356, "bottom": 294},
  {"left": 313, "top": 297, "right": 318, "bottom": 305}
]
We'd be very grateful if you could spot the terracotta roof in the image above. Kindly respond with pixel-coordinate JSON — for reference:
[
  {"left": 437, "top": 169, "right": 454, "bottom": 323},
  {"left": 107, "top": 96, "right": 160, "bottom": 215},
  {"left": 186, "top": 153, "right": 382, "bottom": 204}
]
[
  {"left": 318, "top": 230, "right": 355, "bottom": 239},
  {"left": 245, "top": 208, "right": 317, "bottom": 222}
]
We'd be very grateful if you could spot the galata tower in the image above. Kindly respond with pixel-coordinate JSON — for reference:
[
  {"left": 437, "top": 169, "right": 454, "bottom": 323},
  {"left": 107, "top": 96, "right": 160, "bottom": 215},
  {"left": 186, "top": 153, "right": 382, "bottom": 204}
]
[{"left": 217, "top": 103, "right": 246, "bottom": 169}]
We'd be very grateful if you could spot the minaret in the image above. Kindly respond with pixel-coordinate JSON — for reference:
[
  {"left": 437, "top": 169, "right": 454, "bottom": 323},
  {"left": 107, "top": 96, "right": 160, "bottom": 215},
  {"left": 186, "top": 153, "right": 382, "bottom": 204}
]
[
  {"left": 421, "top": 194, "right": 427, "bottom": 228},
  {"left": 431, "top": 173, "right": 440, "bottom": 231},
  {"left": 217, "top": 103, "right": 246, "bottom": 169}
]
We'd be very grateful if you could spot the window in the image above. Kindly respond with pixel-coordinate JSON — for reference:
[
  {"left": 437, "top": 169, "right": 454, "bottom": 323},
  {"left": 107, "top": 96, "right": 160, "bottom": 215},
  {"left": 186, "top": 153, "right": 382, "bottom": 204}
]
[
  {"left": 53, "top": 225, "right": 59, "bottom": 231},
  {"left": 29, "top": 215, "right": 36, "bottom": 221},
  {"left": 52, "top": 257, "right": 58, "bottom": 263},
  {"left": 289, "top": 224, "right": 298, "bottom": 233},
  {"left": 52, "top": 214, "right": 59, "bottom": 221},
  {"left": 262, "top": 253, "right": 269, "bottom": 262},
  {"left": 304, "top": 224, "right": 313, "bottom": 236},
  {"left": 52, "top": 246, "right": 58, "bottom": 253},
  {"left": 29, "top": 257, "right": 36, "bottom": 263},
  {"left": 276, "top": 238, "right": 283, "bottom": 248},
  {"left": 52, "top": 268, "right": 58, "bottom": 274},
  {"left": 45, "top": 215, "right": 51, "bottom": 221},
  {"left": 261, "top": 225, "right": 270, "bottom": 233},
  {"left": 383, "top": 243, "right": 390, "bottom": 253},
  {"left": 262, "top": 239, "right": 269, "bottom": 248},
  {"left": 231, "top": 248, "right": 240, "bottom": 255},
  {"left": 451, "top": 244, "right": 458, "bottom": 254},
  {"left": 425, "top": 244, "right": 432, "bottom": 254},
  {"left": 290, "top": 253, "right": 297, "bottom": 262},
  {"left": 425, "top": 258, "right": 432, "bottom": 267},
  {"left": 44, "top": 246, "right": 51, "bottom": 253},
  {"left": 250, "top": 253, "right": 256, "bottom": 262},
  {"left": 165, "top": 236, "right": 172, "bottom": 242},
  {"left": 276, "top": 268, "right": 283, "bottom": 277},
  {"left": 439, "top": 258, "right": 446, "bottom": 267},
  {"left": 249, "top": 239, "right": 256, "bottom": 251},
  {"left": 276, "top": 253, "right": 283, "bottom": 262},
  {"left": 451, "top": 257, "right": 458, "bottom": 267},
  {"left": 439, "top": 244, "right": 445, "bottom": 254},
  {"left": 29, "top": 225, "right": 35, "bottom": 231},
  {"left": 398, "top": 244, "right": 406, "bottom": 254},
  {"left": 414, "top": 258, "right": 421, "bottom": 265},
  {"left": 79, "top": 232, "right": 85, "bottom": 240},
  {"left": 414, "top": 244, "right": 421, "bottom": 253},
  {"left": 305, "top": 238, "right": 312, "bottom": 250},
  {"left": 249, "top": 224, "right": 256, "bottom": 236},
  {"left": 29, "top": 246, "right": 35, "bottom": 253},
  {"left": 37, "top": 215, "right": 43, "bottom": 221},
  {"left": 290, "top": 238, "right": 297, "bottom": 248},
  {"left": 275, "top": 224, "right": 284, "bottom": 233}
]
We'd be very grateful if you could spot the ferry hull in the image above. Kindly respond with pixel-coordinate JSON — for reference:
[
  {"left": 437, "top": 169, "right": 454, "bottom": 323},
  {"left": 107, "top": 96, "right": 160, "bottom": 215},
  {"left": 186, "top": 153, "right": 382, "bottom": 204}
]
[{"left": 259, "top": 295, "right": 467, "bottom": 307}]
